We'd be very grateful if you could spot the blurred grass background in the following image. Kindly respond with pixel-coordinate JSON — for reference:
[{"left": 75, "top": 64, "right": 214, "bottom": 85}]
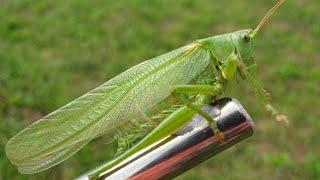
[{"left": 0, "top": 0, "right": 319, "bottom": 179}]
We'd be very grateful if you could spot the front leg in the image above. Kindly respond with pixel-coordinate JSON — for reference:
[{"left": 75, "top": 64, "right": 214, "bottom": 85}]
[{"left": 171, "top": 83, "right": 224, "bottom": 140}]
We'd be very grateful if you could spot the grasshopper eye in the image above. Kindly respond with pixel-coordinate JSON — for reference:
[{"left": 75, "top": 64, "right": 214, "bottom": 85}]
[{"left": 241, "top": 33, "right": 251, "bottom": 43}]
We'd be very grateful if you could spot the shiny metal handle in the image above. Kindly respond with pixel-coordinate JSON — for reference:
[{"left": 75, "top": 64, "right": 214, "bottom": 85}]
[{"left": 76, "top": 97, "right": 254, "bottom": 180}]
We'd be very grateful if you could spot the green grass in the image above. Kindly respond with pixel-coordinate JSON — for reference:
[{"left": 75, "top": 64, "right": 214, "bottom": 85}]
[{"left": 1, "top": 0, "right": 319, "bottom": 179}]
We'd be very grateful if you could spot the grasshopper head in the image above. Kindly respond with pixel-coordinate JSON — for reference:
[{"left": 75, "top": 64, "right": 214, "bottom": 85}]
[
  {"left": 232, "top": 29, "right": 255, "bottom": 61},
  {"left": 201, "top": 0, "right": 285, "bottom": 81},
  {"left": 230, "top": 0, "right": 286, "bottom": 80},
  {"left": 204, "top": 29, "right": 256, "bottom": 81},
  {"left": 232, "top": 29, "right": 256, "bottom": 80}
]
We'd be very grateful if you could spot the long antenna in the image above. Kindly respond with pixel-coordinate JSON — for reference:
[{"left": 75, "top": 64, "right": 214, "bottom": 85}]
[{"left": 251, "top": 0, "right": 286, "bottom": 38}]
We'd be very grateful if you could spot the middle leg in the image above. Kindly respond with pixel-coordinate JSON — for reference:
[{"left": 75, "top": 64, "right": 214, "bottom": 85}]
[{"left": 171, "top": 83, "right": 224, "bottom": 140}]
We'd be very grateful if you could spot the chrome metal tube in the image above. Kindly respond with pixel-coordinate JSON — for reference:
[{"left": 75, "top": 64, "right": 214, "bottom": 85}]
[{"left": 76, "top": 97, "right": 254, "bottom": 180}]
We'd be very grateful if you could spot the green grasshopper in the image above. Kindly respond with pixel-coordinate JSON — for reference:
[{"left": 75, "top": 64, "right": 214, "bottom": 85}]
[{"left": 6, "top": 0, "right": 288, "bottom": 179}]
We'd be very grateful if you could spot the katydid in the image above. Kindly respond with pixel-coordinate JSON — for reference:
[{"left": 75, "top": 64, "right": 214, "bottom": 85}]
[{"left": 5, "top": 0, "right": 288, "bottom": 179}]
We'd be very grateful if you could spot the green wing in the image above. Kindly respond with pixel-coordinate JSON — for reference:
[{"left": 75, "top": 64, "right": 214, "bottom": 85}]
[{"left": 5, "top": 42, "right": 211, "bottom": 174}]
